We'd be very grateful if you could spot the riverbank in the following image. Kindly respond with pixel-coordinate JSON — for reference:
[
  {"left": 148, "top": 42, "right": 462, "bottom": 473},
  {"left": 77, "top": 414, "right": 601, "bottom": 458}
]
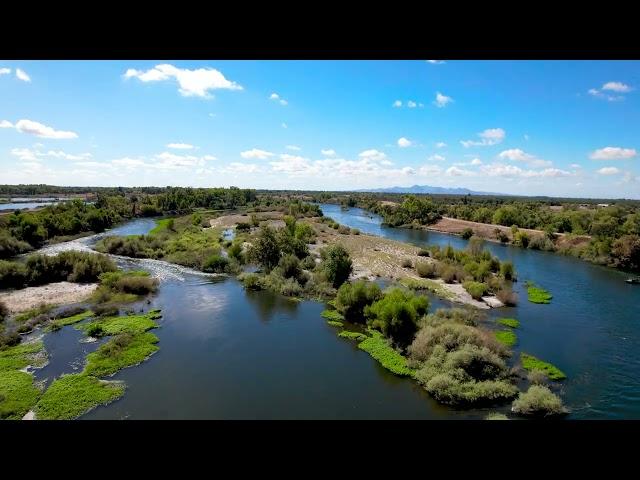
[{"left": 0, "top": 282, "right": 98, "bottom": 314}]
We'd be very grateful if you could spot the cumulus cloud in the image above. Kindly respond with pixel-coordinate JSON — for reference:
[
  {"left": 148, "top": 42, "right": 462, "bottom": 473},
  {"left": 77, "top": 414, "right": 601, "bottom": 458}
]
[
  {"left": 435, "top": 142, "right": 447, "bottom": 148},
  {"left": 446, "top": 166, "right": 475, "bottom": 177},
  {"left": 407, "top": 100, "right": 417, "bottom": 108},
  {"left": 286, "top": 145, "right": 301, "bottom": 151},
  {"left": 0, "top": 68, "right": 11, "bottom": 75},
  {"left": 588, "top": 81, "right": 632, "bottom": 101},
  {"left": 393, "top": 100, "right": 402, "bottom": 108},
  {"left": 124, "top": 64, "right": 242, "bottom": 98},
  {"left": 321, "top": 149, "right": 336, "bottom": 156},
  {"left": 427, "top": 154, "right": 445, "bottom": 162},
  {"left": 167, "top": 143, "right": 195, "bottom": 150},
  {"left": 461, "top": 128, "right": 505, "bottom": 148},
  {"left": 481, "top": 163, "right": 571, "bottom": 178},
  {"left": 358, "top": 149, "right": 387, "bottom": 161},
  {"left": 0, "top": 120, "right": 13, "bottom": 128},
  {"left": 602, "top": 81, "right": 632, "bottom": 93},
  {"left": 589, "top": 147, "right": 637, "bottom": 160},
  {"left": 15, "top": 68, "right": 31, "bottom": 82},
  {"left": 470, "top": 158, "right": 482, "bottom": 166},
  {"left": 570, "top": 163, "right": 582, "bottom": 169},
  {"left": 498, "top": 148, "right": 552, "bottom": 167},
  {"left": 418, "top": 164, "right": 443, "bottom": 175},
  {"left": 397, "top": 137, "right": 412, "bottom": 148},
  {"left": 434, "top": 92, "right": 453, "bottom": 108},
  {"left": 240, "top": 148, "right": 275, "bottom": 160},
  {"left": 8, "top": 119, "right": 78, "bottom": 139},
  {"left": 269, "top": 92, "right": 288, "bottom": 106},
  {"left": 224, "top": 162, "right": 261, "bottom": 174},
  {"left": 597, "top": 167, "right": 621, "bottom": 175}
]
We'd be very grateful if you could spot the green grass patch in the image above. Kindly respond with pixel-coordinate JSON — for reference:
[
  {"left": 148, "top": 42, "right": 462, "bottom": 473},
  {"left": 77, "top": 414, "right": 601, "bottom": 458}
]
[
  {"left": 494, "top": 329, "right": 517, "bottom": 347},
  {"left": 34, "top": 373, "right": 125, "bottom": 420},
  {"left": 149, "top": 218, "right": 173, "bottom": 235},
  {"left": 321, "top": 309, "right": 344, "bottom": 322},
  {"left": 525, "top": 281, "right": 552, "bottom": 304},
  {"left": 357, "top": 331, "right": 414, "bottom": 377},
  {"left": 77, "top": 310, "right": 161, "bottom": 336},
  {"left": 520, "top": 353, "right": 566, "bottom": 380},
  {"left": 497, "top": 317, "right": 519, "bottom": 328},
  {"left": 399, "top": 277, "right": 455, "bottom": 301},
  {"left": 327, "top": 320, "right": 344, "bottom": 327},
  {"left": 0, "top": 341, "right": 47, "bottom": 419},
  {"left": 84, "top": 332, "right": 159, "bottom": 377},
  {"left": 485, "top": 412, "right": 509, "bottom": 420},
  {"left": 338, "top": 330, "right": 368, "bottom": 341},
  {"left": 15, "top": 304, "right": 54, "bottom": 323},
  {"left": 48, "top": 310, "right": 93, "bottom": 330}
]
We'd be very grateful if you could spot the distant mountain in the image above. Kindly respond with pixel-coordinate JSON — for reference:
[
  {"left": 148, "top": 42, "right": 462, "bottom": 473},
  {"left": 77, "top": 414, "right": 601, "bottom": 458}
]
[{"left": 361, "top": 185, "right": 505, "bottom": 196}]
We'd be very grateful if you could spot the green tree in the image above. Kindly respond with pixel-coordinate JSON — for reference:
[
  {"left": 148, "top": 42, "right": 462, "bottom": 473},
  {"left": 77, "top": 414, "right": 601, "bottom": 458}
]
[
  {"left": 321, "top": 245, "right": 352, "bottom": 288},
  {"left": 250, "top": 226, "right": 281, "bottom": 271},
  {"left": 335, "top": 280, "right": 382, "bottom": 322}
]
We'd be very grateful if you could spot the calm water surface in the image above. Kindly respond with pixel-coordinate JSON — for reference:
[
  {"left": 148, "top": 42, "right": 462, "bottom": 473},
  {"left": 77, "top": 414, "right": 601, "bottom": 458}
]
[{"left": 32, "top": 207, "right": 640, "bottom": 419}]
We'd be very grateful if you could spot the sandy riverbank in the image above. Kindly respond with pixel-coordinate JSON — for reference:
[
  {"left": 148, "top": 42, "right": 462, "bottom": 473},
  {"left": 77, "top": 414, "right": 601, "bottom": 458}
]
[{"left": 0, "top": 282, "right": 98, "bottom": 313}]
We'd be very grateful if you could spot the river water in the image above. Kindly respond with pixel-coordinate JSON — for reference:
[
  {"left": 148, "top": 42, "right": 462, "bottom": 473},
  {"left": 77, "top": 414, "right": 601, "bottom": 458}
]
[{"left": 29, "top": 206, "right": 640, "bottom": 419}]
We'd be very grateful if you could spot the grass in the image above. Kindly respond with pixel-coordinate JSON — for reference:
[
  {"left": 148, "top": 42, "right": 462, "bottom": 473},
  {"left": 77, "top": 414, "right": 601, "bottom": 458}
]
[
  {"left": 84, "top": 332, "right": 159, "bottom": 377},
  {"left": 520, "top": 353, "right": 566, "bottom": 380},
  {"left": 327, "top": 320, "right": 344, "bottom": 327},
  {"left": 77, "top": 309, "right": 161, "bottom": 336},
  {"left": 149, "top": 218, "right": 173, "bottom": 235},
  {"left": 497, "top": 317, "right": 519, "bottom": 328},
  {"left": 48, "top": 310, "right": 93, "bottom": 330},
  {"left": 34, "top": 373, "right": 125, "bottom": 420},
  {"left": 0, "top": 341, "right": 46, "bottom": 419},
  {"left": 494, "top": 329, "right": 517, "bottom": 347},
  {"left": 399, "top": 277, "right": 455, "bottom": 301},
  {"left": 338, "top": 330, "right": 368, "bottom": 341},
  {"left": 15, "top": 304, "right": 54, "bottom": 323},
  {"left": 485, "top": 412, "right": 509, "bottom": 420},
  {"left": 321, "top": 309, "right": 344, "bottom": 322},
  {"left": 525, "top": 281, "right": 552, "bottom": 304},
  {"left": 357, "top": 331, "right": 414, "bottom": 377}
]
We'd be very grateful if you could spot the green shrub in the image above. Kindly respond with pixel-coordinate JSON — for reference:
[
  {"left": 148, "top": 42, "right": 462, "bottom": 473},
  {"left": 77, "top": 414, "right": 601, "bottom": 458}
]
[
  {"left": 321, "top": 245, "right": 352, "bottom": 288},
  {"left": 511, "top": 385, "right": 567, "bottom": 417},
  {"left": 0, "top": 232, "right": 32, "bottom": 259},
  {"left": 500, "top": 261, "right": 515, "bottom": 280},
  {"left": 527, "top": 370, "right": 548, "bottom": 385},
  {"left": 236, "top": 222, "right": 251, "bottom": 232},
  {"left": 301, "top": 255, "right": 317, "bottom": 270},
  {"left": 461, "top": 228, "right": 474, "bottom": 240},
  {"left": 401, "top": 258, "right": 412, "bottom": 268},
  {"left": 239, "top": 273, "right": 263, "bottom": 290},
  {"left": 417, "top": 249, "right": 430, "bottom": 257},
  {"left": 485, "top": 412, "right": 509, "bottom": 420},
  {"left": 249, "top": 225, "right": 281, "bottom": 271},
  {"left": 463, "top": 281, "right": 488, "bottom": 300},
  {"left": 415, "top": 261, "right": 436, "bottom": 278},
  {"left": 366, "top": 288, "right": 428, "bottom": 348},
  {"left": 351, "top": 228, "right": 360, "bottom": 235},
  {"left": 420, "top": 308, "right": 482, "bottom": 327},
  {"left": 335, "top": 280, "right": 382, "bottom": 323},
  {"left": 321, "top": 309, "right": 344, "bottom": 322},
  {"left": 496, "top": 287, "right": 518, "bottom": 306},
  {"left": 0, "top": 301, "right": 8, "bottom": 323},
  {"left": 338, "top": 330, "right": 367, "bottom": 341},
  {"left": 277, "top": 254, "right": 302, "bottom": 280},
  {"left": 202, "top": 254, "right": 229, "bottom": 273}
]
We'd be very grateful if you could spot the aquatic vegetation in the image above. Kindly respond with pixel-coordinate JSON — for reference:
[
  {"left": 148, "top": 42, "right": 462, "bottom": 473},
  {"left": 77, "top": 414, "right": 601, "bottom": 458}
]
[
  {"left": 34, "top": 373, "right": 125, "bottom": 420},
  {"left": 497, "top": 317, "right": 519, "bottom": 328},
  {"left": 48, "top": 310, "right": 93, "bottom": 329},
  {"left": 150, "top": 218, "right": 174, "bottom": 235},
  {"left": 0, "top": 341, "right": 46, "bottom": 419},
  {"left": 511, "top": 385, "right": 567, "bottom": 417},
  {"left": 485, "top": 412, "right": 509, "bottom": 420},
  {"left": 357, "top": 331, "right": 414, "bottom": 377},
  {"left": 78, "top": 310, "right": 161, "bottom": 336},
  {"left": 14, "top": 303, "right": 54, "bottom": 324},
  {"left": 84, "top": 332, "right": 159, "bottom": 377},
  {"left": 525, "top": 281, "right": 552, "bottom": 304},
  {"left": 338, "top": 330, "right": 368, "bottom": 341},
  {"left": 520, "top": 353, "right": 566, "bottom": 380},
  {"left": 321, "top": 309, "right": 344, "bottom": 322},
  {"left": 494, "top": 329, "right": 517, "bottom": 347},
  {"left": 326, "top": 320, "right": 344, "bottom": 327}
]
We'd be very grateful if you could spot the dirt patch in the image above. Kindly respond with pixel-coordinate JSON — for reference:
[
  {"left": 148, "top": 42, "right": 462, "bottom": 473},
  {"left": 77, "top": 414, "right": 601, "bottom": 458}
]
[
  {"left": 427, "top": 216, "right": 546, "bottom": 243},
  {"left": 209, "top": 211, "right": 285, "bottom": 229},
  {"left": 0, "top": 282, "right": 97, "bottom": 314}
]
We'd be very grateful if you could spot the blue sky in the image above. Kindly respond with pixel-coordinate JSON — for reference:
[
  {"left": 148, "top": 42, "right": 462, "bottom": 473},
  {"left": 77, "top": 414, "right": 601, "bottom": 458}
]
[{"left": 1, "top": 60, "right": 639, "bottom": 198}]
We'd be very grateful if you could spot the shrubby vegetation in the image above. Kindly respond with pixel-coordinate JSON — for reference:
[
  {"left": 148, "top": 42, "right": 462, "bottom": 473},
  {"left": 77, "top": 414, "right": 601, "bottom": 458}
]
[
  {"left": 357, "top": 330, "right": 415, "bottom": 377},
  {"left": 511, "top": 385, "right": 567, "bottom": 417}
]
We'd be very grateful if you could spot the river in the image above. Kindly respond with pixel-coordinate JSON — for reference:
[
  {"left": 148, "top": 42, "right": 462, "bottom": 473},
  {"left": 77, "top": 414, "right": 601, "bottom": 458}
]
[{"left": 29, "top": 206, "right": 640, "bottom": 419}]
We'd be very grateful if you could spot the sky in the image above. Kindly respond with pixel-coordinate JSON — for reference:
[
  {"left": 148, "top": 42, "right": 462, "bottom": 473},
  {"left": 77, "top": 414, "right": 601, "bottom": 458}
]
[{"left": 1, "top": 60, "right": 639, "bottom": 198}]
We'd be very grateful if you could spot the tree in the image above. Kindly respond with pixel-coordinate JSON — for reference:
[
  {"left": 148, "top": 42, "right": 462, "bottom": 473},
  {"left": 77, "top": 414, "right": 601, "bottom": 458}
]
[
  {"left": 321, "top": 245, "right": 352, "bottom": 288},
  {"left": 611, "top": 234, "right": 640, "bottom": 271},
  {"left": 335, "top": 280, "right": 382, "bottom": 322},
  {"left": 250, "top": 225, "right": 281, "bottom": 271}
]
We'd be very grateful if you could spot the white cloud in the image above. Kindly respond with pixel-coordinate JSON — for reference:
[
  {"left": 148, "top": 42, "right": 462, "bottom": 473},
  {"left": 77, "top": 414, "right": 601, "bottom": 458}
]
[
  {"left": 397, "top": 137, "right": 412, "bottom": 148},
  {"left": 321, "top": 149, "right": 336, "bottom": 156},
  {"left": 446, "top": 166, "right": 475, "bottom": 177},
  {"left": 589, "top": 147, "right": 637, "bottom": 160},
  {"left": 481, "top": 163, "right": 571, "bottom": 178},
  {"left": 470, "top": 158, "right": 482, "bottom": 166},
  {"left": 224, "top": 162, "right": 261, "bottom": 174},
  {"left": 434, "top": 92, "right": 453, "bottom": 108},
  {"left": 44, "top": 150, "right": 92, "bottom": 161},
  {"left": 240, "top": 148, "right": 274, "bottom": 160},
  {"left": 427, "top": 154, "right": 445, "bottom": 162},
  {"left": 167, "top": 143, "right": 195, "bottom": 150},
  {"left": 124, "top": 64, "right": 242, "bottom": 98},
  {"left": 393, "top": 100, "right": 402, "bottom": 108},
  {"left": 15, "top": 68, "right": 30, "bottom": 82},
  {"left": 418, "top": 164, "right": 443, "bottom": 175},
  {"left": 407, "top": 100, "right": 417, "bottom": 108},
  {"left": 112, "top": 157, "right": 146, "bottom": 168},
  {"left": 570, "top": 163, "right": 581, "bottom": 169},
  {"left": 435, "top": 142, "right": 447, "bottom": 148},
  {"left": 0, "top": 68, "right": 11, "bottom": 75},
  {"left": 269, "top": 92, "right": 288, "bottom": 105},
  {"left": 12, "top": 119, "right": 78, "bottom": 139},
  {"left": 597, "top": 167, "right": 621, "bottom": 175},
  {"left": 286, "top": 145, "right": 301, "bottom": 151},
  {"left": 461, "top": 128, "right": 505, "bottom": 147},
  {"left": 270, "top": 154, "right": 319, "bottom": 176},
  {"left": 426, "top": 60, "right": 445, "bottom": 64},
  {"left": 0, "top": 120, "right": 13, "bottom": 128},
  {"left": 358, "top": 149, "right": 387, "bottom": 161},
  {"left": 11, "top": 148, "right": 39, "bottom": 162},
  {"left": 602, "top": 81, "right": 632, "bottom": 93},
  {"left": 498, "top": 148, "right": 552, "bottom": 167},
  {"left": 622, "top": 171, "right": 637, "bottom": 183}
]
